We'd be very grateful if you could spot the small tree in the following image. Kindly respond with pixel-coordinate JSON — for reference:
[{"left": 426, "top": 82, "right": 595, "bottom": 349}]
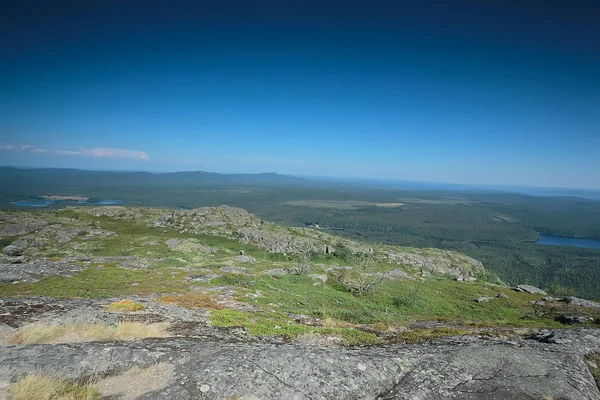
[
  {"left": 328, "top": 255, "right": 385, "bottom": 296},
  {"left": 286, "top": 251, "right": 313, "bottom": 275}
]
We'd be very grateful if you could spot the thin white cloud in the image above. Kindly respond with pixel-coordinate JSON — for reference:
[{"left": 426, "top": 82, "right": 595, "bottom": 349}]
[
  {"left": 54, "top": 147, "right": 149, "bottom": 160},
  {"left": 54, "top": 150, "right": 80, "bottom": 156},
  {"left": 0, "top": 145, "right": 15, "bottom": 150},
  {"left": 21, "top": 145, "right": 47, "bottom": 153}
]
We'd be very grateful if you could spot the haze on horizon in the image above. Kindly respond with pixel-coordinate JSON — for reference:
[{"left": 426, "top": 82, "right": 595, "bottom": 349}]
[{"left": 1, "top": 1, "right": 599, "bottom": 189}]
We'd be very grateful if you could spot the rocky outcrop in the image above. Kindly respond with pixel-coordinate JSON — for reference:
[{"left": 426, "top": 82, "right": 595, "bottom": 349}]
[
  {"left": 150, "top": 205, "right": 262, "bottom": 233},
  {"left": 0, "top": 260, "right": 87, "bottom": 283},
  {"left": 563, "top": 296, "right": 600, "bottom": 309},
  {"left": 1, "top": 329, "right": 599, "bottom": 399},
  {"left": 83, "top": 206, "right": 143, "bottom": 219},
  {"left": 236, "top": 227, "right": 331, "bottom": 254},
  {"left": 164, "top": 238, "right": 218, "bottom": 253},
  {"left": 386, "top": 250, "right": 484, "bottom": 279},
  {"left": 0, "top": 217, "right": 47, "bottom": 237}
]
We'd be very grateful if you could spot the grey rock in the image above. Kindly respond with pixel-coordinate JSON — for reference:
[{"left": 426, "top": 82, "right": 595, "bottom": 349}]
[
  {"left": 1, "top": 329, "right": 599, "bottom": 399},
  {"left": 563, "top": 296, "right": 600, "bottom": 309},
  {"left": 263, "top": 268, "right": 288, "bottom": 276},
  {"left": 542, "top": 296, "right": 560, "bottom": 301},
  {"left": 384, "top": 269, "right": 415, "bottom": 280},
  {"left": 2, "top": 245, "right": 22, "bottom": 257},
  {"left": 387, "top": 250, "right": 484, "bottom": 279},
  {"left": 0, "top": 218, "right": 47, "bottom": 236},
  {"left": 232, "top": 255, "right": 255, "bottom": 263},
  {"left": 476, "top": 296, "right": 494, "bottom": 303},
  {"left": 0, "top": 260, "right": 86, "bottom": 283},
  {"left": 309, "top": 273, "right": 327, "bottom": 282},
  {"left": 165, "top": 238, "right": 218, "bottom": 253},
  {"left": 557, "top": 315, "right": 594, "bottom": 325},
  {"left": 497, "top": 293, "right": 509, "bottom": 299},
  {"left": 516, "top": 284, "right": 547, "bottom": 295}
]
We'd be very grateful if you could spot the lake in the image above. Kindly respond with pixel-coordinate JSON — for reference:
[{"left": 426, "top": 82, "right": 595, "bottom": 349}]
[
  {"left": 535, "top": 234, "right": 600, "bottom": 249},
  {"left": 11, "top": 199, "right": 124, "bottom": 207}
]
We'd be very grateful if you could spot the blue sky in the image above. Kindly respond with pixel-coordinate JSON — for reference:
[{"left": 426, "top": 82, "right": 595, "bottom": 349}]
[{"left": 1, "top": 1, "right": 599, "bottom": 188}]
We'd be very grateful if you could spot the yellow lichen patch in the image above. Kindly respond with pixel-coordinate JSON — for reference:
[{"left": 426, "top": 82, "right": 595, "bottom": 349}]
[
  {"left": 158, "top": 292, "right": 224, "bottom": 310},
  {"left": 106, "top": 299, "right": 144, "bottom": 312}
]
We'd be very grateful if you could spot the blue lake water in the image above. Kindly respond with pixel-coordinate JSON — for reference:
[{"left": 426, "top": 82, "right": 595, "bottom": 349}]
[
  {"left": 11, "top": 200, "right": 53, "bottom": 207},
  {"left": 535, "top": 234, "right": 600, "bottom": 249},
  {"left": 11, "top": 199, "right": 124, "bottom": 207},
  {"left": 89, "top": 199, "right": 124, "bottom": 205}
]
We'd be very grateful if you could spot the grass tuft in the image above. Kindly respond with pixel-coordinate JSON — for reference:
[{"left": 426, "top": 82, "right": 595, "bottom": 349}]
[
  {"left": 587, "top": 353, "right": 600, "bottom": 389},
  {"left": 7, "top": 374, "right": 100, "bottom": 400},
  {"left": 9, "top": 322, "right": 167, "bottom": 344}
]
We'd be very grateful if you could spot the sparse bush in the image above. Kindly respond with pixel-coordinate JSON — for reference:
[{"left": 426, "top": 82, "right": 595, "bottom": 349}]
[
  {"left": 159, "top": 292, "right": 224, "bottom": 309},
  {"left": 327, "top": 257, "right": 385, "bottom": 296},
  {"left": 106, "top": 299, "right": 144, "bottom": 312},
  {"left": 393, "top": 285, "right": 423, "bottom": 308},
  {"left": 285, "top": 251, "right": 313, "bottom": 275},
  {"left": 7, "top": 374, "right": 100, "bottom": 400}
]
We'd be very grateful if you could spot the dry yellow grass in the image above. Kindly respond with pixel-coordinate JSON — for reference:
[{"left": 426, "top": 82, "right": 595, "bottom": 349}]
[
  {"left": 7, "top": 374, "right": 100, "bottom": 400},
  {"left": 106, "top": 299, "right": 144, "bottom": 312},
  {"left": 9, "top": 322, "right": 167, "bottom": 345},
  {"left": 158, "top": 292, "right": 224, "bottom": 310}
]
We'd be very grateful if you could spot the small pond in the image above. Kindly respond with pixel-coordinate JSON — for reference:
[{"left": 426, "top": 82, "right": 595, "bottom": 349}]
[{"left": 535, "top": 234, "right": 600, "bottom": 250}]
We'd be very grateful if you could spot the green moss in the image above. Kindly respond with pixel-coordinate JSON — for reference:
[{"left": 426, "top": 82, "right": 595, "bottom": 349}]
[
  {"left": 210, "top": 309, "right": 379, "bottom": 345},
  {"left": 0, "top": 265, "right": 190, "bottom": 298}
]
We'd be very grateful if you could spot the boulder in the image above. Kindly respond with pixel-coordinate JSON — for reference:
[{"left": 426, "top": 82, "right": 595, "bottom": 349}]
[
  {"left": 476, "top": 296, "right": 493, "bottom": 303},
  {"left": 562, "top": 296, "right": 600, "bottom": 309},
  {"left": 2, "top": 245, "right": 22, "bottom": 257},
  {"left": 497, "top": 293, "right": 509, "bottom": 299},
  {"left": 556, "top": 315, "right": 594, "bottom": 325},
  {"left": 542, "top": 296, "right": 560, "bottom": 301},
  {"left": 515, "top": 284, "right": 547, "bottom": 295}
]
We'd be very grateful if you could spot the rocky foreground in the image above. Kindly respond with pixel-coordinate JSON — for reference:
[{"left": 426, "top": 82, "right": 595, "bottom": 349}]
[{"left": 0, "top": 328, "right": 598, "bottom": 399}]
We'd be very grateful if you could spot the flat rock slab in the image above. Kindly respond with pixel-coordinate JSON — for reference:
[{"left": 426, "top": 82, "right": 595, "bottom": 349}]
[{"left": 1, "top": 329, "right": 599, "bottom": 399}]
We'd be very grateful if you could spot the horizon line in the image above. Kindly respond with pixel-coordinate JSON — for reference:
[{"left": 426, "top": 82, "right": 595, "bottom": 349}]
[{"left": 1, "top": 164, "right": 599, "bottom": 193}]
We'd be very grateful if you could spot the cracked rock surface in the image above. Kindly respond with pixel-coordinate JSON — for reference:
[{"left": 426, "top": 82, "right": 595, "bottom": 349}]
[{"left": 1, "top": 329, "right": 599, "bottom": 399}]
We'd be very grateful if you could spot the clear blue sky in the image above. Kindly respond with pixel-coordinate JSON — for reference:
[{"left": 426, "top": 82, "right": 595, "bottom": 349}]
[{"left": 1, "top": 0, "right": 599, "bottom": 188}]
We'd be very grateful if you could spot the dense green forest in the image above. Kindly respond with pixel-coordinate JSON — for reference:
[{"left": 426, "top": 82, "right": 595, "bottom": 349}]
[{"left": 1, "top": 167, "right": 600, "bottom": 299}]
